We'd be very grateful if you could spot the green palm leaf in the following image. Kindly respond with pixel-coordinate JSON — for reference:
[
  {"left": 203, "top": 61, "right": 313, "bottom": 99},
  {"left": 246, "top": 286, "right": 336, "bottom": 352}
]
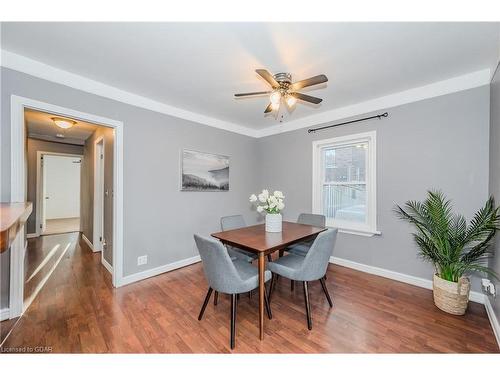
[{"left": 395, "top": 190, "right": 500, "bottom": 282}]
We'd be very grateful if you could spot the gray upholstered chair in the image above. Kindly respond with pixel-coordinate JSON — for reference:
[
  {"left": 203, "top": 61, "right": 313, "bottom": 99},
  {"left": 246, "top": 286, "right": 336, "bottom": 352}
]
[
  {"left": 194, "top": 234, "right": 272, "bottom": 349},
  {"left": 286, "top": 213, "right": 326, "bottom": 257},
  {"left": 283, "top": 213, "right": 326, "bottom": 291},
  {"left": 267, "top": 228, "right": 337, "bottom": 330}
]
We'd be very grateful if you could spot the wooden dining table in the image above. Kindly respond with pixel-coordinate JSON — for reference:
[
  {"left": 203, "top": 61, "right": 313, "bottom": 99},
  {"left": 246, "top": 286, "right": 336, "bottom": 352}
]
[{"left": 211, "top": 221, "right": 327, "bottom": 340}]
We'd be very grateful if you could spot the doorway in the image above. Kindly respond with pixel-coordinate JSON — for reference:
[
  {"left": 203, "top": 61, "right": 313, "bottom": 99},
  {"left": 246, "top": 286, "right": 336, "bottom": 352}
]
[
  {"left": 37, "top": 152, "right": 82, "bottom": 236},
  {"left": 7, "top": 95, "right": 124, "bottom": 322}
]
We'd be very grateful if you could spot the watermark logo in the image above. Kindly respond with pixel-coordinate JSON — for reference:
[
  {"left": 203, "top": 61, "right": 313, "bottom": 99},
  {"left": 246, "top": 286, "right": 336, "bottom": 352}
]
[{"left": 1, "top": 346, "right": 53, "bottom": 353}]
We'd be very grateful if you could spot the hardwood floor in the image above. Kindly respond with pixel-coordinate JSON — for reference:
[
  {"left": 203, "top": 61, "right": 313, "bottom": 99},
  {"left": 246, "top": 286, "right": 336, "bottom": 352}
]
[
  {"left": 1, "top": 232, "right": 498, "bottom": 353},
  {"left": 1, "top": 233, "right": 75, "bottom": 346},
  {"left": 43, "top": 217, "right": 80, "bottom": 235},
  {"left": 24, "top": 233, "right": 73, "bottom": 305}
]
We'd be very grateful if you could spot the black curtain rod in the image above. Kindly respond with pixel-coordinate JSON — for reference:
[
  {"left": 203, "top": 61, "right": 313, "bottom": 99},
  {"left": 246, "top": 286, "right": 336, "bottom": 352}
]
[{"left": 308, "top": 112, "right": 389, "bottom": 133}]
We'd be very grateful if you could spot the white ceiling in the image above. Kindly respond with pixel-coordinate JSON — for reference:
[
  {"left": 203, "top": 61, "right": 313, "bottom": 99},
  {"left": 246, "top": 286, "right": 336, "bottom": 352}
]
[
  {"left": 25, "top": 108, "right": 99, "bottom": 145},
  {"left": 2, "top": 22, "right": 499, "bottom": 131}
]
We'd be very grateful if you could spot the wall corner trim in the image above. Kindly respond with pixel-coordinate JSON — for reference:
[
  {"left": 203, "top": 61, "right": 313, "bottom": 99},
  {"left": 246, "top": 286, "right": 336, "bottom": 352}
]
[
  {"left": 1, "top": 49, "right": 491, "bottom": 139},
  {"left": 1, "top": 49, "right": 258, "bottom": 138},
  {"left": 81, "top": 234, "right": 95, "bottom": 251},
  {"left": 257, "top": 69, "right": 492, "bottom": 138},
  {"left": 119, "top": 255, "right": 201, "bottom": 287},
  {"left": 0, "top": 308, "right": 10, "bottom": 321},
  {"left": 101, "top": 258, "right": 113, "bottom": 274},
  {"left": 484, "top": 297, "right": 500, "bottom": 349},
  {"left": 329, "top": 256, "right": 485, "bottom": 304}
]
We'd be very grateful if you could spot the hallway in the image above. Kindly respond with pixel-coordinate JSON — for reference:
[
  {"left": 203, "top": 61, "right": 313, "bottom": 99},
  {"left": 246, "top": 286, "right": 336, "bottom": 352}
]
[{"left": 43, "top": 218, "right": 80, "bottom": 235}]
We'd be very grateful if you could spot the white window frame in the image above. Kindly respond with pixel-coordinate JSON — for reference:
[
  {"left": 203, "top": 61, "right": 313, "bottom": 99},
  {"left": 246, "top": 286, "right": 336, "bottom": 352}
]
[{"left": 312, "top": 130, "right": 380, "bottom": 237}]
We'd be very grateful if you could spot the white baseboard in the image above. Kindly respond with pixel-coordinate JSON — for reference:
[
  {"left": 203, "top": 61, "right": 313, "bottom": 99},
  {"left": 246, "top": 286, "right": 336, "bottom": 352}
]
[
  {"left": 26, "top": 233, "right": 38, "bottom": 239},
  {"left": 330, "top": 256, "right": 485, "bottom": 304},
  {"left": 101, "top": 257, "right": 113, "bottom": 274},
  {"left": 120, "top": 255, "right": 201, "bottom": 287},
  {"left": 484, "top": 297, "right": 500, "bottom": 349},
  {"left": 0, "top": 308, "right": 10, "bottom": 321},
  {"left": 81, "top": 234, "right": 97, "bottom": 252}
]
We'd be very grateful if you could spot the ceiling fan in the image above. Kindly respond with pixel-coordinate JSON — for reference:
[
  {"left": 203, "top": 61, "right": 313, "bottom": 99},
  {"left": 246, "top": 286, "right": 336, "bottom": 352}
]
[{"left": 235, "top": 69, "right": 328, "bottom": 114}]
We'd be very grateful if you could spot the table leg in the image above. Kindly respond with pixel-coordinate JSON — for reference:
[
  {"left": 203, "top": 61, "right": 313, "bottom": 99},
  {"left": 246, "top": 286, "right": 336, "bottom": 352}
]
[{"left": 258, "top": 252, "right": 265, "bottom": 340}]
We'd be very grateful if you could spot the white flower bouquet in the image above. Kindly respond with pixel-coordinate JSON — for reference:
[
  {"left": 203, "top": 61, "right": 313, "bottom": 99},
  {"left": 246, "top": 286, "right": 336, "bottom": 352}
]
[
  {"left": 249, "top": 189, "right": 285, "bottom": 232},
  {"left": 249, "top": 189, "right": 285, "bottom": 214}
]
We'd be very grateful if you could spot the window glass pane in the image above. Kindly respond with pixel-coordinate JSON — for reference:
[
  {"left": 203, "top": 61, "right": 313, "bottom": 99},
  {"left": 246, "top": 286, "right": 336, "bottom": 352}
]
[
  {"left": 323, "top": 142, "right": 367, "bottom": 183},
  {"left": 322, "top": 184, "right": 366, "bottom": 223}
]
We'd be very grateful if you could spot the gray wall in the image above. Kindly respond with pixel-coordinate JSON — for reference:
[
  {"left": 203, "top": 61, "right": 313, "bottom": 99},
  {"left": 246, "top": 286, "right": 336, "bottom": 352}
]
[
  {"left": 26, "top": 138, "right": 84, "bottom": 234},
  {"left": 489, "top": 63, "right": 500, "bottom": 324},
  {"left": 1, "top": 67, "right": 258, "bottom": 310},
  {"left": 81, "top": 126, "right": 114, "bottom": 264},
  {"left": 256, "top": 86, "right": 490, "bottom": 292}
]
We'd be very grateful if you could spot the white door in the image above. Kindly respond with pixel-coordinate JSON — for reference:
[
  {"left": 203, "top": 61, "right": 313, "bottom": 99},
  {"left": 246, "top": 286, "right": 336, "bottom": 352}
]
[
  {"left": 43, "top": 155, "right": 81, "bottom": 222},
  {"left": 93, "top": 139, "right": 105, "bottom": 252}
]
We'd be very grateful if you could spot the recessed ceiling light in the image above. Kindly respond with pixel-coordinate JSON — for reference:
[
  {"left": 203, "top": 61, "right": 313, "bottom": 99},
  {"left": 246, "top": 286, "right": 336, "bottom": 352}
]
[{"left": 51, "top": 117, "right": 77, "bottom": 129}]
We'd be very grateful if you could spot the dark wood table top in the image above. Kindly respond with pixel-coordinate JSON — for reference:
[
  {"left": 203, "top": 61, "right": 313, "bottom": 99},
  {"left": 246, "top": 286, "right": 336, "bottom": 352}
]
[{"left": 211, "top": 221, "right": 326, "bottom": 254}]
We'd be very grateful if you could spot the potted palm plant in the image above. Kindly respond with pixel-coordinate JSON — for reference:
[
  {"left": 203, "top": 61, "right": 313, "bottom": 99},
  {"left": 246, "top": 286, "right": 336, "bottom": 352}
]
[{"left": 394, "top": 190, "right": 500, "bottom": 315}]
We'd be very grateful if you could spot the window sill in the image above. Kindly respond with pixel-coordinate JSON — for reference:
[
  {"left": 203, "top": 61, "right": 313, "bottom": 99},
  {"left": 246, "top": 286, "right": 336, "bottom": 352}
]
[{"left": 328, "top": 226, "right": 381, "bottom": 237}]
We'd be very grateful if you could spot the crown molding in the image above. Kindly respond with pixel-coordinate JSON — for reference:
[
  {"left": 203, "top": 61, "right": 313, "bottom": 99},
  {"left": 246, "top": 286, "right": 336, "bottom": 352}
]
[
  {"left": 0, "top": 50, "right": 259, "bottom": 138},
  {"left": 256, "top": 68, "right": 491, "bottom": 138},
  {"left": 1, "top": 50, "right": 491, "bottom": 140}
]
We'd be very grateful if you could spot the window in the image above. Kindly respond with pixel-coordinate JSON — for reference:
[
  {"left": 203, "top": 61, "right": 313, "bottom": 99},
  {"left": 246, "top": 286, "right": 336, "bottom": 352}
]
[{"left": 312, "top": 131, "right": 378, "bottom": 236}]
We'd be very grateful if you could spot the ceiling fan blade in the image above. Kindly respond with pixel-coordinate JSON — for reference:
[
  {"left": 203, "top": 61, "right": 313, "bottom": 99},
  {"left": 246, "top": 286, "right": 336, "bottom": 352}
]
[
  {"left": 291, "top": 92, "right": 323, "bottom": 104},
  {"left": 256, "top": 69, "right": 279, "bottom": 88},
  {"left": 264, "top": 103, "right": 273, "bottom": 113},
  {"left": 234, "top": 91, "right": 272, "bottom": 97},
  {"left": 291, "top": 74, "right": 328, "bottom": 90}
]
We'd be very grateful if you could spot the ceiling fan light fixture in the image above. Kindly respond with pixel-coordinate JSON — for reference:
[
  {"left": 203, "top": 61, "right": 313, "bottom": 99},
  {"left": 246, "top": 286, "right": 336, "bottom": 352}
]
[
  {"left": 270, "top": 90, "right": 281, "bottom": 105},
  {"left": 51, "top": 117, "right": 77, "bottom": 129},
  {"left": 234, "top": 69, "right": 327, "bottom": 118},
  {"left": 286, "top": 95, "right": 297, "bottom": 107}
]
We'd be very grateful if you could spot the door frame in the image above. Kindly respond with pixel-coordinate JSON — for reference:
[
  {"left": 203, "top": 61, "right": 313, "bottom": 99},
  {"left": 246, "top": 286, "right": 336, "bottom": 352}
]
[
  {"left": 36, "top": 151, "right": 83, "bottom": 237},
  {"left": 10, "top": 94, "right": 124, "bottom": 318},
  {"left": 93, "top": 137, "right": 104, "bottom": 250}
]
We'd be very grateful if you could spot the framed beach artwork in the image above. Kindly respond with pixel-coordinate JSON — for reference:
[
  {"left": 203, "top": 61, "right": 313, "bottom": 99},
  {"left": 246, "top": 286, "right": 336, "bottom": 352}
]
[{"left": 181, "top": 150, "right": 230, "bottom": 191}]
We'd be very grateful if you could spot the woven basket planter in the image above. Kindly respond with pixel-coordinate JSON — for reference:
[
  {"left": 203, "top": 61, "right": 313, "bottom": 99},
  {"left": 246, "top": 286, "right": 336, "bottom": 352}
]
[{"left": 433, "top": 274, "right": 470, "bottom": 315}]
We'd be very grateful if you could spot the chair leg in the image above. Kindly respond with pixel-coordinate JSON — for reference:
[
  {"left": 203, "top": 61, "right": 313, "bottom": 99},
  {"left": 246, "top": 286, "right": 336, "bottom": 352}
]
[
  {"left": 319, "top": 277, "right": 333, "bottom": 308},
  {"left": 264, "top": 287, "right": 272, "bottom": 320},
  {"left": 198, "top": 287, "right": 213, "bottom": 321},
  {"left": 248, "top": 290, "right": 252, "bottom": 299},
  {"left": 267, "top": 254, "right": 273, "bottom": 262},
  {"left": 291, "top": 280, "right": 295, "bottom": 291},
  {"left": 230, "top": 294, "right": 237, "bottom": 349},
  {"left": 268, "top": 273, "right": 276, "bottom": 302},
  {"left": 213, "top": 291, "right": 218, "bottom": 306},
  {"left": 303, "top": 281, "right": 312, "bottom": 330},
  {"left": 279, "top": 249, "right": 284, "bottom": 257}
]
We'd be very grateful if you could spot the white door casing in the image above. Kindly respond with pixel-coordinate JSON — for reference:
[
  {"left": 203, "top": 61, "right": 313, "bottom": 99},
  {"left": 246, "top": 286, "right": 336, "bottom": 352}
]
[{"left": 10, "top": 95, "right": 124, "bottom": 319}]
